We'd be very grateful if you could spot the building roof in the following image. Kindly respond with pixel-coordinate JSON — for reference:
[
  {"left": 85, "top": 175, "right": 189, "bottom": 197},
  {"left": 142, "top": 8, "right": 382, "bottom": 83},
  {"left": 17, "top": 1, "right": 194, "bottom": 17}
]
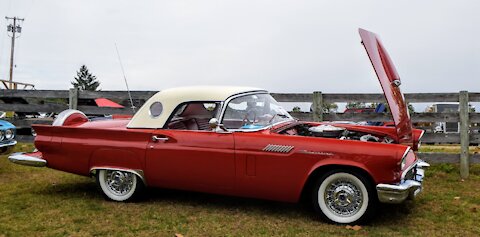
[{"left": 127, "top": 86, "right": 266, "bottom": 128}]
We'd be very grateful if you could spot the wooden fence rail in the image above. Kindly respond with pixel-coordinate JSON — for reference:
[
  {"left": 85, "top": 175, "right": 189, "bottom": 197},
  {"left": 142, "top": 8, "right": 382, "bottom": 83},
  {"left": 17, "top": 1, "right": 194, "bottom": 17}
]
[{"left": 0, "top": 89, "right": 479, "bottom": 178}]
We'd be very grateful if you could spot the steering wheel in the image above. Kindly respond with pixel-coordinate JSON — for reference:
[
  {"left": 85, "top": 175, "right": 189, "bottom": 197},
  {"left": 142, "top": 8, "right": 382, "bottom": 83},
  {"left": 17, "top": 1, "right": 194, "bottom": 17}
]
[{"left": 242, "top": 112, "right": 257, "bottom": 125}]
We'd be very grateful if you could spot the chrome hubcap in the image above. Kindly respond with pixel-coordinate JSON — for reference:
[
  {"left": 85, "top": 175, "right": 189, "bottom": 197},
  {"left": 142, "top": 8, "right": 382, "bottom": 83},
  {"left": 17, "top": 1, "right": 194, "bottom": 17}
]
[
  {"left": 104, "top": 170, "right": 135, "bottom": 196},
  {"left": 324, "top": 179, "right": 363, "bottom": 217}
]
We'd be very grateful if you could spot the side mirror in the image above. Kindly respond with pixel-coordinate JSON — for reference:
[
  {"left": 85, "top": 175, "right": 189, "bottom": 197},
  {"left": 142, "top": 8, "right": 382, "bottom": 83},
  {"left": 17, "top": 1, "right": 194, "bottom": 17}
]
[{"left": 209, "top": 118, "right": 230, "bottom": 133}]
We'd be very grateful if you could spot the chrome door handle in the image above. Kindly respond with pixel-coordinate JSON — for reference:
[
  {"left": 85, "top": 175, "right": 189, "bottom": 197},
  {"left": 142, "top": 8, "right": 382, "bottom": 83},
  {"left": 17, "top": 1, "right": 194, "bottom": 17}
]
[{"left": 152, "top": 135, "right": 169, "bottom": 142}]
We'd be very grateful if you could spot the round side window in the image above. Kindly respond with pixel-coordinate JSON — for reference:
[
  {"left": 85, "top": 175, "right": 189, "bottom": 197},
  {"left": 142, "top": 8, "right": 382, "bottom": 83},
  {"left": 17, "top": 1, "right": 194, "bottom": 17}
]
[{"left": 150, "top": 102, "right": 163, "bottom": 118}]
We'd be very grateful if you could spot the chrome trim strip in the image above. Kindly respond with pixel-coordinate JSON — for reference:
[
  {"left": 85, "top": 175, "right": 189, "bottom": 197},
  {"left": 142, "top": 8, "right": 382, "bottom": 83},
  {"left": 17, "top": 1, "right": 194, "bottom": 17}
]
[
  {"left": 298, "top": 150, "right": 334, "bottom": 156},
  {"left": 0, "top": 140, "right": 17, "bottom": 148},
  {"left": 417, "top": 130, "right": 425, "bottom": 149},
  {"left": 8, "top": 152, "right": 46, "bottom": 167},
  {"left": 401, "top": 146, "right": 411, "bottom": 160},
  {"left": 89, "top": 167, "right": 147, "bottom": 186},
  {"left": 419, "top": 130, "right": 425, "bottom": 140}
]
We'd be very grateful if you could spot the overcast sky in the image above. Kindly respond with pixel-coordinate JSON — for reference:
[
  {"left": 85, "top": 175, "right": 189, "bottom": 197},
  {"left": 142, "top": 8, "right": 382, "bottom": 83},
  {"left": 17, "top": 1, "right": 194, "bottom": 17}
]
[{"left": 0, "top": 0, "right": 478, "bottom": 95}]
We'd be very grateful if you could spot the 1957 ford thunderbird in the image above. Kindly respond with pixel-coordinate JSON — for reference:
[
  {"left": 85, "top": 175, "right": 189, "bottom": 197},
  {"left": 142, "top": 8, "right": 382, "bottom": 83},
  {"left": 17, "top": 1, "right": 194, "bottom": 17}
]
[{"left": 8, "top": 29, "right": 429, "bottom": 224}]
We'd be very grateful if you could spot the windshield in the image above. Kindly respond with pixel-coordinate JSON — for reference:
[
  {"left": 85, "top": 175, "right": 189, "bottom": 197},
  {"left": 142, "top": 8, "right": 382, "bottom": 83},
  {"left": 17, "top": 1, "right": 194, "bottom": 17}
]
[{"left": 222, "top": 93, "right": 293, "bottom": 130}]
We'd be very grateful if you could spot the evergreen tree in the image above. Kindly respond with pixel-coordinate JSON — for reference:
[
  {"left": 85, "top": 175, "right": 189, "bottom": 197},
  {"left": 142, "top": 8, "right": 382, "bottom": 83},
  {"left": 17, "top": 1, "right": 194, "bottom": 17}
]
[{"left": 71, "top": 65, "right": 100, "bottom": 91}]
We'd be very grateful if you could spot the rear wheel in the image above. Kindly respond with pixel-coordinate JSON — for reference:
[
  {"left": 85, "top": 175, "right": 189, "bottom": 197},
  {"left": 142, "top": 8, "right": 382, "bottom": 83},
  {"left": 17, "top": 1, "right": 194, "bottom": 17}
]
[
  {"left": 96, "top": 169, "right": 143, "bottom": 201},
  {"left": 312, "top": 170, "right": 376, "bottom": 224}
]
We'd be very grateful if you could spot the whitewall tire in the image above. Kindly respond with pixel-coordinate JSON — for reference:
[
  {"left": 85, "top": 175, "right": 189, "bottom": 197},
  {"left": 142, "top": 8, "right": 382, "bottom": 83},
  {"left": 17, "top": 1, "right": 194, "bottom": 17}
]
[
  {"left": 313, "top": 170, "right": 376, "bottom": 224},
  {"left": 97, "top": 169, "right": 142, "bottom": 202}
]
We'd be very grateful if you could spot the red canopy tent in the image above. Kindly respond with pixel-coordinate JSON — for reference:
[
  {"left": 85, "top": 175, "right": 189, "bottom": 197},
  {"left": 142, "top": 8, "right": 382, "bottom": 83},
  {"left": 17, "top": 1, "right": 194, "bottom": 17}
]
[{"left": 94, "top": 98, "right": 124, "bottom": 108}]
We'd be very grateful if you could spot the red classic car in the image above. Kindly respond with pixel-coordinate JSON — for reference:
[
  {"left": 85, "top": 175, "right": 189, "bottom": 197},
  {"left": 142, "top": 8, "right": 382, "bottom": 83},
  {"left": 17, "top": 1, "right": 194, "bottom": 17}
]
[{"left": 8, "top": 29, "right": 429, "bottom": 224}]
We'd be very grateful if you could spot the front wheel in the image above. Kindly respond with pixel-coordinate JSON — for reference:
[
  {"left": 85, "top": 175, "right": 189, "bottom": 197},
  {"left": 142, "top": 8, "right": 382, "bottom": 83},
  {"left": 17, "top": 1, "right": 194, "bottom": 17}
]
[
  {"left": 312, "top": 170, "right": 376, "bottom": 224},
  {"left": 96, "top": 169, "right": 143, "bottom": 202}
]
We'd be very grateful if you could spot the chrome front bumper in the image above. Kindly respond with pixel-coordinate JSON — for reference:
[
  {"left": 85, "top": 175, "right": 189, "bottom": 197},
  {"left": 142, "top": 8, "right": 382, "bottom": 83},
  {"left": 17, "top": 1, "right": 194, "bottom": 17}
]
[
  {"left": 8, "top": 152, "right": 47, "bottom": 167},
  {"left": 0, "top": 140, "right": 17, "bottom": 154},
  {"left": 0, "top": 140, "right": 17, "bottom": 148},
  {"left": 376, "top": 160, "right": 430, "bottom": 204}
]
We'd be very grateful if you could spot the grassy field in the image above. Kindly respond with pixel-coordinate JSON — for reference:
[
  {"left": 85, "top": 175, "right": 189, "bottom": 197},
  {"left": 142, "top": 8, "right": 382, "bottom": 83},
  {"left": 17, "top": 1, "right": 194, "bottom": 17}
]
[
  {"left": 1, "top": 144, "right": 479, "bottom": 237},
  {"left": 419, "top": 144, "right": 480, "bottom": 154}
]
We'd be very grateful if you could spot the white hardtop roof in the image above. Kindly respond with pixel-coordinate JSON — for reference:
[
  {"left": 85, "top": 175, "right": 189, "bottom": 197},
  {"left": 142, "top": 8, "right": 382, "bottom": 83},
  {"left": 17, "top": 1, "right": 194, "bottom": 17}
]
[{"left": 127, "top": 86, "right": 266, "bottom": 129}]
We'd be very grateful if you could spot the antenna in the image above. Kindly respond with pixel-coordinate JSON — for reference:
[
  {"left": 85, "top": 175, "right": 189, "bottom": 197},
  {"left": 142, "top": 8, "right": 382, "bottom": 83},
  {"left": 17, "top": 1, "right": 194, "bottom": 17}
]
[{"left": 114, "top": 43, "right": 136, "bottom": 113}]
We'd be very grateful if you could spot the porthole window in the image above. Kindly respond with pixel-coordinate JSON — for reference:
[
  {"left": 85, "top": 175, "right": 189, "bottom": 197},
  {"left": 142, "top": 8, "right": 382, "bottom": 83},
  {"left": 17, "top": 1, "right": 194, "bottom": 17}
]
[{"left": 149, "top": 102, "right": 163, "bottom": 118}]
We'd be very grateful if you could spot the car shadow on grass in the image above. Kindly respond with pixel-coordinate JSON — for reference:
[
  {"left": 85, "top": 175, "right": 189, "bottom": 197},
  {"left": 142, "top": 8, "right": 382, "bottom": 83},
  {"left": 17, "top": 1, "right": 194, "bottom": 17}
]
[
  {"left": 35, "top": 179, "right": 415, "bottom": 225},
  {"left": 142, "top": 186, "right": 416, "bottom": 226},
  {"left": 33, "top": 178, "right": 100, "bottom": 201}
]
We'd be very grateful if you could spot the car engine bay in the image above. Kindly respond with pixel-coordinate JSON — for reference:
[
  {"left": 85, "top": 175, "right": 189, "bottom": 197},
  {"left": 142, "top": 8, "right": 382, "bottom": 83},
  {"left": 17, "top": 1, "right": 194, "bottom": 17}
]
[{"left": 278, "top": 123, "right": 395, "bottom": 143}]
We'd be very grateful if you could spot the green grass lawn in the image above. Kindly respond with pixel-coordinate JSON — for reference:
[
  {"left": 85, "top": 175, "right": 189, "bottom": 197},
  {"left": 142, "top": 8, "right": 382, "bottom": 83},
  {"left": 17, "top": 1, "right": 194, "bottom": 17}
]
[
  {"left": 1, "top": 143, "right": 479, "bottom": 236},
  {"left": 419, "top": 144, "right": 480, "bottom": 154}
]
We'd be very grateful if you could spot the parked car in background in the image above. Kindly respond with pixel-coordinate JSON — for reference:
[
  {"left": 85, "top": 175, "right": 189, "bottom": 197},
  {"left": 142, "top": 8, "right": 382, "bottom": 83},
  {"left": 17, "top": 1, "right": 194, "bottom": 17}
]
[
  {"left": 431, "top": 104, "right": 460, "bottom": 133},
  {"left": 8, "top": 28, "right": 429, "bottom": 224},
  {"left": 0, "top": 120, "right": 17, "bottom": 154}
]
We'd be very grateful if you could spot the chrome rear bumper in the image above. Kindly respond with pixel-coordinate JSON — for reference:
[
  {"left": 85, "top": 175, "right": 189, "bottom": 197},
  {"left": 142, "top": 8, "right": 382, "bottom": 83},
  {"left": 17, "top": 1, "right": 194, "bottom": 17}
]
[
  {"left": 376, "top": 159, "right": 429, "bottom": 204},
  {"left": 8, "top": 152, "right": 47, "bottom": 167}
]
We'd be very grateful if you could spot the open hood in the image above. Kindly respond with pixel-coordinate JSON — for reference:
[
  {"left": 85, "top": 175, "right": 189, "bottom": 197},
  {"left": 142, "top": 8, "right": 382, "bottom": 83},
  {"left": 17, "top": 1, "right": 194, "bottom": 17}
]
[{"left": 359, "top": 28, "right": 413, "bottom": 146}]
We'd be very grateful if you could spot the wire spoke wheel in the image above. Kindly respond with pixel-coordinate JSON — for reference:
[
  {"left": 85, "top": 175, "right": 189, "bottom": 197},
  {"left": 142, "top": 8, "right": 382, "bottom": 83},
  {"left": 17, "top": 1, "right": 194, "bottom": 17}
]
[
  {"left": 324, "top": 178, "right": 363, "bottom": 217},
  {"left": 104, "top": 170, "right": 135, "bottom": 196},
  {"left": 313, "top": 171, "right": 374, "bottom": 224},
  {"left": 97, "top": 169, "right": 140, "bottom": 201}
]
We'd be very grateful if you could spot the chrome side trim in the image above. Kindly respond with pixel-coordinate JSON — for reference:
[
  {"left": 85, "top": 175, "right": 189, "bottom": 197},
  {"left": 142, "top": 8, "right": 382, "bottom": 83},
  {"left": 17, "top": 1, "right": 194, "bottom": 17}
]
[
  {"left": 0, "top": 140, "right": 17, "bottom": 148},
  {"left": 419, "top": 130, "right": 425, "bottom": 140},
  {"left": 8, "top": 152, "right": 47, "bottom": 167},
  {"left": 90, "top": 167, "right": 147, "bottom": 186},
  {"left": 262, "top": 144, "right": 294, "bottom": 153},
  {"left": 298, "top": 150, "right": 334, "bottom": 156},
  {"left": 417, "top": 130, "right": 425, "bottom": 149},
  {"left": 400, "top": 146, "right": 411, "bottom": 162}
]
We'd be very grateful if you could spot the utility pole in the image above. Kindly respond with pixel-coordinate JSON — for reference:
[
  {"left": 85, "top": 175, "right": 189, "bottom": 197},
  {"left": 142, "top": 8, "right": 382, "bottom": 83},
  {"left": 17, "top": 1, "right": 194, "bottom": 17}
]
[{"left": 5, "top": 16, "right": 24, "bottom": 89}]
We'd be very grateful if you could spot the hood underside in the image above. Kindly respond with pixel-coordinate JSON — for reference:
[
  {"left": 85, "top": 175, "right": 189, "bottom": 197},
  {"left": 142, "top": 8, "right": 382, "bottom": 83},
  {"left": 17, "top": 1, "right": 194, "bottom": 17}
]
[{"left": 359, "top": 28, "right": 413, "bottom": 146}]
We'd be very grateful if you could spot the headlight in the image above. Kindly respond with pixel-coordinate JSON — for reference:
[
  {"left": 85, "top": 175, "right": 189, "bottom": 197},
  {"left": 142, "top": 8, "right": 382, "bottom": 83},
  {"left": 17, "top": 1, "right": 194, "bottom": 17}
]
[
  {"left": 31, "top": 128, "right": 37, "bottom": 137},
  {"left": 400, "top": 156, "right": 407, "bottom": 170},
  {"left": 400, "top": 147, "right": 411, "bottom": 170},
  {"left": 5, "top": 129, "right": 14, "bottom": 140}
]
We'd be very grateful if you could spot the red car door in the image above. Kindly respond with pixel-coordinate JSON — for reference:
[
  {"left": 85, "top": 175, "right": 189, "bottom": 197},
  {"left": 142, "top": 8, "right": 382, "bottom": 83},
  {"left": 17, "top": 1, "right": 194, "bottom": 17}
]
[
  {"left": 145, "top": 129, "right": 235, "bottom": 194},
  {"left": 232, "top": 132, "right": 315, "bottom": 202}
]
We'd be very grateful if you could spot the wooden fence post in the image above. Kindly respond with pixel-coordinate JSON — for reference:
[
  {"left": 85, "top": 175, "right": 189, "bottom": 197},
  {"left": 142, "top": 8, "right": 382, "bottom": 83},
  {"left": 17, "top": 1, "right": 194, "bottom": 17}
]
[
  {"left": 312, "top": 91, "right": 323, "bottom": 122},
  {"left": 459, "top": 90, "right": 469, "bottom": 179},
  {"left": 69, "top": 88, "right": 78, "bottom": 110}
]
